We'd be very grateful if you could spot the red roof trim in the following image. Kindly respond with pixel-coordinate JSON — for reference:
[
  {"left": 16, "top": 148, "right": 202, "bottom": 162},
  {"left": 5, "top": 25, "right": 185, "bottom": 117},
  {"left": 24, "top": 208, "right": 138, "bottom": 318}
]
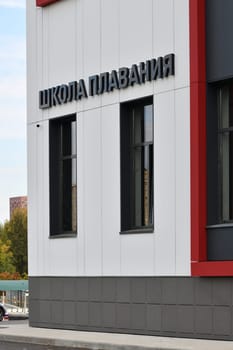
[{"left": 36, "top": 0, "right": 59, "bottom": 7}]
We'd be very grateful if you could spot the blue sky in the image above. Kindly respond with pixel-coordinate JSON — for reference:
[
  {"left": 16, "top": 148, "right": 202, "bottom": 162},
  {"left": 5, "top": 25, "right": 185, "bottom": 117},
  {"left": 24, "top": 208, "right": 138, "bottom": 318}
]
[{"left": 0, "top": 0, "right": 26, "bottom": 222}]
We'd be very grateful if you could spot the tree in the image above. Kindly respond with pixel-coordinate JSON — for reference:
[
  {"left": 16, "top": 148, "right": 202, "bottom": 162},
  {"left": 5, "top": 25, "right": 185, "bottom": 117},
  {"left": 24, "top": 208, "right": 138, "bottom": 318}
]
[
  {"left": 4, "top": 208, "right": 27, "bottom": 275},
  {"left": 0, "top": 238, "right": 15, "bottom": 273}
]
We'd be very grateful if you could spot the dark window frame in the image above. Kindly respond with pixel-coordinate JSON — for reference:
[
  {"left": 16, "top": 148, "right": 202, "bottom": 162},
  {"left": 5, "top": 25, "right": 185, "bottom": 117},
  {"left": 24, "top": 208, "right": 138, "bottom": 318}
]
[
  {"left": 207, "top": 79, "right": 233, "bottom": 260},
  {"left": 49, "top": 114, "right": 77, "bottom": 238},
  {"left": 120, "top": 96, "right": 154, "bottom": 234},
  {"left": 217, "top": 83, "right": 233, "bottom": 223}
]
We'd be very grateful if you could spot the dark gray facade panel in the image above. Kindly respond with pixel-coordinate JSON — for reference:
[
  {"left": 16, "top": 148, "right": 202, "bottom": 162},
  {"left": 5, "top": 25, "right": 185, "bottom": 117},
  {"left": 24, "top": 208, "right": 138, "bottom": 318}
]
[
  {"left": 213, "top": 307, "right": 231, "bottom": 336},
  {"left": 63, "top": 278, "right": 76, "bottom": 301},
  {"left": 176, "top": 306, "right": 194, "bottom": 334},
  {"left": 76, "top": 302, "right": 88, "bottom": 326},
  {"left": 176, "top": 278, "right": 194, "bottom": 305},
  {"left": 195, "top": 306, "right": 213, "bottom": 335},
  {"left": 146, "top": 278, "right": 162, "bottom": 304},
  {"left": 102, "top": 303, "right": 116, "bottom": 328},
  {"left": 194, "top": 278, "right": 213, "bottom": 305},
  {"left": 63, "top": 301, "right": 76, "bottom": 325},
  {"left": 146, "top": 304, "right": 162, "bottom": 331},
  {"left": 102, "top": 278, "right": 116, "bottom": 302},
  {"left": 208, "top": 227, "right": 233, "bottom": 260},
  {"left": 76, "top": 278, "right": 88, "bottom": 301},
  {"left": 161, "top": 278, "right": 177, "bottom": 304},
  {"left": 212, "top": 279, "right": 232, "bottom": 305},
  {"left": 29, "top": 277, "right": 233, "bottom": 340},
  {"left": 162, "top": 305, "right": 177, "bottom": 332},
  {"left": 206, "top": 0, "right": 233, "bottom": 82}
]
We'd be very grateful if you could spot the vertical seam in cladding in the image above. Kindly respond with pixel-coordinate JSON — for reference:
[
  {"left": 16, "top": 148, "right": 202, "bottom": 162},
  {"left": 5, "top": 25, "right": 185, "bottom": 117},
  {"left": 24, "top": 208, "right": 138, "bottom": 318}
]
[
  {"left": 99, "top": 0, "right": 103, "bottom": 276},
  {"left": 81, "top": 0, "right": 86, "bottom": 276},
  {"left": 82, "top": 113, "right": 86, "bottom": 275},
  {"left": 35, "top": 5, "right": 39, "bottom": 276},
  {"left": 118, "top": 0, "right": 122, "bottom": 276},
  {"left": 36, "top": 0, "right": 41, "bottom": 269},
  {"left": 151, "top": 0, "right": 156, "bottom": 276},
  {"left": 47, "top": 7, "right": 50, "bottom": 106},
  {"left": 74, "top": 0, "right": 78, "bottom": 275},
  {"left": 152, "top": 0, "right": 155, "bottom": 96},
  {"left": 42, "top": 121, "right": 45, "bottom": 274},
  {"left": 174, "top": 90, "right": 177, "bottom": 276},
  {"left": 81, "top": 0, "right": 84, "bottom": 81},
  {"left": 172, "top": 0, "right": 177, "bottom": 276},
  {"left": 74, "top": 0, "right": 77, "bottom": 82},
  {"left": 99, "top": 0, "right": 102, "bottom": 73}
]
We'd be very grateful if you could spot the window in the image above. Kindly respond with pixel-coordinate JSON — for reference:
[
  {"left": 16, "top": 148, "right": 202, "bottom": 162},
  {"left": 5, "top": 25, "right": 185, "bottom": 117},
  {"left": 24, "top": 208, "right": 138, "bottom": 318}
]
[
  {"left": 120, "top": 96, "right": 154, "bottom": 233},
  {"left": 207, "top": 80, "right": 233, "bottom": 260},
  {"left": 49, "top": 115, "right": 77, "bottom": 236},
  {"left": 218, "top": 84, "right": 233, "bottom": 222}
]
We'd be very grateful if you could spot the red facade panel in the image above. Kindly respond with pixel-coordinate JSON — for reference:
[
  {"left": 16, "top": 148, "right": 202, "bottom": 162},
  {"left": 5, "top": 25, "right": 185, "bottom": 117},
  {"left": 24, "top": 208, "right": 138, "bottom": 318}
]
[
  {"left": 190, "top": 0, "right": 233, "bottom": 276},
  {"left": 190, "top": 0, "right": 207, "bottom": 266}
]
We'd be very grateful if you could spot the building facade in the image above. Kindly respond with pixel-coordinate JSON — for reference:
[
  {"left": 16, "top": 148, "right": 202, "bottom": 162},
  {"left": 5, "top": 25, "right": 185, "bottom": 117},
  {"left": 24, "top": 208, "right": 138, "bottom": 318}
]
[
  {"left": 10, "top": 196, "right": 27, "bottom": 219},
  {"left": 27, "top": 0, "right": 233, "bottom": 340}
]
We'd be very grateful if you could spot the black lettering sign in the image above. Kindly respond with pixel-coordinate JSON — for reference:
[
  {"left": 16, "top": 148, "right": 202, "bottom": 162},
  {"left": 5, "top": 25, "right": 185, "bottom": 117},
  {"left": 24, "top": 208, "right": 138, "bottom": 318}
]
[
  {"left": 76, "top": 79, "right": 88, "bottom": 100},
  {"left": 89, "top": 75, "right": 99, "bottom": 96},
  {"left": 108, "top": 70, "right": 119, "bottom": 91},
  {"left": 39, "top": 53, "right": 175, "bottom": 109},
  {"left": 129, "top": 64, "right": 140, "bottom": 86}
]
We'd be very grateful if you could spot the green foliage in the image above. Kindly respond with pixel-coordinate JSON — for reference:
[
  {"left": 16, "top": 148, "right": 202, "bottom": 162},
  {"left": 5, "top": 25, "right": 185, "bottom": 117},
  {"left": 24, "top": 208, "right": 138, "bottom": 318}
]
[
  {"left": 4, "top": 208, "right": 27, "bottom": 276},
  {"left": 0, "top": 238, "right": 15, "bottom": 273}
]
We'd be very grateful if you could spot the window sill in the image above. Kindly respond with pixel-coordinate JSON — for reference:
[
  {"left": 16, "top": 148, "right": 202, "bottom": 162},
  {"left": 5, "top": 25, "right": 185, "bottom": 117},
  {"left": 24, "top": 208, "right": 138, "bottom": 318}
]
[
  {"left": 120, "top": 227, "right": 154, "bottom": 235},
  {"left": 192, "top": 261, "right": 233, "bottom": 276},
  {"left": 49, "top": 233, "right": 77, "bottom": 239},
  {"left": 206, "top": 223, "right": 233, "bottom": 229}
]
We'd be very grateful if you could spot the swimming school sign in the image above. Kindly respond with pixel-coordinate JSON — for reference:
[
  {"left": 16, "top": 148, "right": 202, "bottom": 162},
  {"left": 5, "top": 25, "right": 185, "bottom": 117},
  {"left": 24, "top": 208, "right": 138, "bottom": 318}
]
[{"left": 39, "top": 54, "right": 175, "bottom": 109}]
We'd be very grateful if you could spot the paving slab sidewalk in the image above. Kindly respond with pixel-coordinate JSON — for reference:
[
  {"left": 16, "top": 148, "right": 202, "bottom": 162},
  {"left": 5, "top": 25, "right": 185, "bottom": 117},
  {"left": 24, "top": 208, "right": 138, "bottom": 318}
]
[{"left": 0, "top": 323, "right": 233, "bottom": 350}]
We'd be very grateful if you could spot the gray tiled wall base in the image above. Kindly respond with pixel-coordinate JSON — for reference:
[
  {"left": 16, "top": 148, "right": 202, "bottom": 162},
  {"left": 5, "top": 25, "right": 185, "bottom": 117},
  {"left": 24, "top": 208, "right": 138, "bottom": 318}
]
[{"left": 29, "top": 277, "right": 233, "bottom": 340}]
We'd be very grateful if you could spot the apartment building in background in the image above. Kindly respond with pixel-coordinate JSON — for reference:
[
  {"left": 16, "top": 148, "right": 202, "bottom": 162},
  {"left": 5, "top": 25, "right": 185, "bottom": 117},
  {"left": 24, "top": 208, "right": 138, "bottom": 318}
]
[{"left": 10, "top": 196, "right": 27, "bottom": 219}]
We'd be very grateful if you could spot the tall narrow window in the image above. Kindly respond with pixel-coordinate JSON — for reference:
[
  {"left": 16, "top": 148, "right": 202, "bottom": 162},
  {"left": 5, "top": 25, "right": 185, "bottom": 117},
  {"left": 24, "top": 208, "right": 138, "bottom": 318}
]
[
  {"left": 50, "top": 114, "right": 77, "bottom": 236},
  {"left": 218, "top": 84, "right": 233, "bottom": 222},
  {"left": 120, "top": 96, "right": 154, "bottom": 233}
]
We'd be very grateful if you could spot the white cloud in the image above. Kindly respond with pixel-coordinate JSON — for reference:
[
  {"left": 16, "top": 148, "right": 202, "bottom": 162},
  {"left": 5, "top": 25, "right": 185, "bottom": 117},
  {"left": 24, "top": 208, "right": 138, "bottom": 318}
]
[
  {"left": 0, "top": 0, "right": 25, "bottom": 8},
  {"left": 0, "top": 34, "right": 26, "bottom": 140},
  {"left": 0, "top": 36, "right": 25, "bottom": 62}
]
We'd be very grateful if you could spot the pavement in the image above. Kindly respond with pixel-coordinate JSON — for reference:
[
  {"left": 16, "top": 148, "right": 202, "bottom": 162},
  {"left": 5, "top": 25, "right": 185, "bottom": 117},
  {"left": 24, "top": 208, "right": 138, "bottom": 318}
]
[{"left": 0, "top": 322, "right": 233, "bottom": 350}]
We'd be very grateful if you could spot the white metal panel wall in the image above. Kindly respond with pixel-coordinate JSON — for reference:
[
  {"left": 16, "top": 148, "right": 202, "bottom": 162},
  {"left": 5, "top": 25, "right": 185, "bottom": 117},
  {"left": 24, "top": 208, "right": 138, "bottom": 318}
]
[
  {"left": 27, "top": 0, "right": 190, "bottom": 277},
  {"left": 154, "top": 91, "right": 176, "bottom": 275},
  {"left": 175, "top": 87, "right": 190, "bottom": 275},
  {"left": 101, "top": 104, "right": 121, "bottom": 276}
]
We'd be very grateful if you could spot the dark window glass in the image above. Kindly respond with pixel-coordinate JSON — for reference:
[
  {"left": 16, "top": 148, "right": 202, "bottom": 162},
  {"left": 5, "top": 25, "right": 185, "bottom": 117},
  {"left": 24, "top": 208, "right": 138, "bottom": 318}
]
[
  {"left": 120, "top": 96, "right": 154, "bottom": 233},
  {"left": 218, "top": 84, "right": 233, "bottom": 222},
  {"left": 50, "top": 115, "right": 77, "bottom": 236}
]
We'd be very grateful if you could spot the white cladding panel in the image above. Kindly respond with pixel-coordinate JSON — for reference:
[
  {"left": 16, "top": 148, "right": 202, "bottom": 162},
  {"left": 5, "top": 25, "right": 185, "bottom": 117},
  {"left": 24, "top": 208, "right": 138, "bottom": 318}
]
[
  {"left": 154, "top": 91, "right": 176, "bottom": 275},
  {"left": 27, "top": 0, "right": 190, "bottom": 276}
]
